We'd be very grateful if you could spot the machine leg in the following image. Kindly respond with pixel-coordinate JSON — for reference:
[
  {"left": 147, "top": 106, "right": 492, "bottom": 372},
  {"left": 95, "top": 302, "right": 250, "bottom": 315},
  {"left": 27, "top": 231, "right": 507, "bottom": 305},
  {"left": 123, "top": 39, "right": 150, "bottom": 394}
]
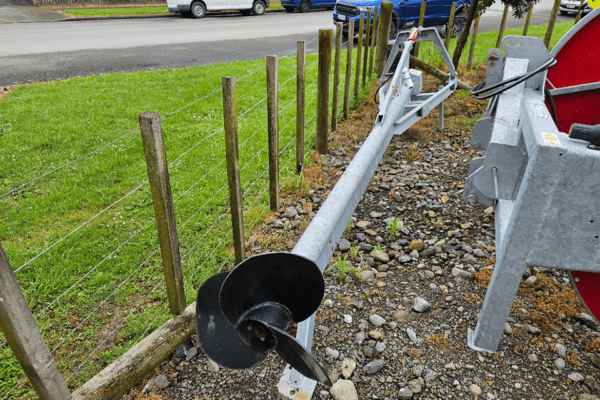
[
  {"left": 468, "top": 258, "right": 526, "bottom": 353},
  {"left": 438, "top": 85, "right": 444, "bottom": 131}
]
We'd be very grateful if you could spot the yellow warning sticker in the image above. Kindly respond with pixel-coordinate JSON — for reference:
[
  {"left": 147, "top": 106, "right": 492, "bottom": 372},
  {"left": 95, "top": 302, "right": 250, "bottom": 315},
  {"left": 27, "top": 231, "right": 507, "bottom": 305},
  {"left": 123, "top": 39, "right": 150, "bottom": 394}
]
[
  {"left": 590, "top": 0, "right": 599, "bottom": 9},
  {"left": 542, "top": 132, "right": 561, "bottom": 147}
]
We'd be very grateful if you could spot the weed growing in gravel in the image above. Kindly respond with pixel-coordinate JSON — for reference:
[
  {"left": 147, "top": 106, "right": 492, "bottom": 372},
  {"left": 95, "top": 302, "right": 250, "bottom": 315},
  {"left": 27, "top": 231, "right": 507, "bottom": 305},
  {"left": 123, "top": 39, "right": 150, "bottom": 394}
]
[
  {"left": 375, "top": 243, "right": 385, "bottom": 251},
  {"left": 349, "top": 246, "right": 358, "bottom": 260},
  {"left": 334, "top": 255, "right": 350, "bottom": 285},
  {"left": 387, "top": 218, "right": 402, "bottom": 240}
]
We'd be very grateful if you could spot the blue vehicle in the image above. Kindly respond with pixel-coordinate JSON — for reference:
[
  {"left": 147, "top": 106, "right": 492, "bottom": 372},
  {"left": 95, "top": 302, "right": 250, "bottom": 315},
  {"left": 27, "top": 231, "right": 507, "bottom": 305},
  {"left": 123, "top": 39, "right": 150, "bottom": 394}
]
[
  {"left": 333, "top": 0, "right": 470, "bottom": 38},
  {"left": 282, "top": 0, "right": 336, "bottom": 12}
]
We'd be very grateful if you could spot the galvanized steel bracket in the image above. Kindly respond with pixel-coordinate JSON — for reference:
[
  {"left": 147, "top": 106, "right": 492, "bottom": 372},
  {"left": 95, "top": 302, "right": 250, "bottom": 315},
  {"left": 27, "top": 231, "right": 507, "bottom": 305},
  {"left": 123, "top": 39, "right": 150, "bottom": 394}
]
[{"left": 464, "top": 35, "right": 600, "bottom": 353}]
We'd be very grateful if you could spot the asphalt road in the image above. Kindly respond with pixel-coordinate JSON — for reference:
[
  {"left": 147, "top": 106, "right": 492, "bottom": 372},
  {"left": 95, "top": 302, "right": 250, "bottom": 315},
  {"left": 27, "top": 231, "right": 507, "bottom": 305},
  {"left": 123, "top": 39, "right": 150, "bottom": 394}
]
[{"left": 0, "top": 0, "right": 573, "bottom": 87}]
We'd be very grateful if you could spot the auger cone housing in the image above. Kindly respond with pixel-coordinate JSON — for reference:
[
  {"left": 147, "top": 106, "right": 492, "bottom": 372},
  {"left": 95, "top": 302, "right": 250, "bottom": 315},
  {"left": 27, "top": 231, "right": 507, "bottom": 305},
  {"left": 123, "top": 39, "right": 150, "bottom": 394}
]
[{"left": 195, "top": 252, "right": 333, "bottom": 388}]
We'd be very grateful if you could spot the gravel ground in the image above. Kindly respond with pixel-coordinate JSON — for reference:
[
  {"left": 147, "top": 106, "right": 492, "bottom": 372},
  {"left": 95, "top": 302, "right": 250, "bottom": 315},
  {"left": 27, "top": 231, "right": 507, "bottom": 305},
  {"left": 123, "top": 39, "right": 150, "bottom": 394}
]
[{"left": 126, "top": 75, "right": 600, "bottom": 400}]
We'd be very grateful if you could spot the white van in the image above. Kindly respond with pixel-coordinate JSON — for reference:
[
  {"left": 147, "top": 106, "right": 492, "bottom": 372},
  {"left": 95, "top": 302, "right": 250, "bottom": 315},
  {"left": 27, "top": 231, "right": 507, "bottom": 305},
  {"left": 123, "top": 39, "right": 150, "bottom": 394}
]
[{"left": 167, "top": 0, "right": 269, "bottom": 18}]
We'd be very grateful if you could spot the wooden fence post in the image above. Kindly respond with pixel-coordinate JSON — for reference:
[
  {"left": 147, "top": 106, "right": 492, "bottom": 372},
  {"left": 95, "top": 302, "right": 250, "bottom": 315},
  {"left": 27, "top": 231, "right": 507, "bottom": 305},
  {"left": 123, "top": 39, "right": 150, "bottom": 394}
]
[
  {"left": 332, "top": 23, "right": 343, "bottom": 131},
  {"left": 139, "top": 111, "right": 186, "bottom": 315},
  {"left": 316, "top": 29, "right": 332, "bottom": 155},
  {"left": 266, "top": 55, "right": 280, "bottom": 210},
  {"left": 362, "top": 10, "right": 372, "bottom": 87},
  {"left": 496, "top": 3, "right": 509, "bottom": 48},
  {"left": 414, "top": 1, "right": 427, "bottom": 57},
  {"left": 467, "top": 6, "right": 481, "bottom": 69},
  {"left": 544, "top": 0, "right": 561, "bottom": 48},
  {"left": 221, "top": 77, "right": 246, "bottom": 265},
  {"left": 354, "top": 15, "right": 364, "bottom": 99},
  {"left": 296, "top": 40, "right": 305, "bottom": 175},
  {"left": 522, "top": 2, "right": 534, "bottom": 36},
  {"left": 343, "top": 20, "right": 354, "bottom": 119},
  {"left": 375, "top": 2, "right": 393, "bottom": 78},
  {"left": 444, "top": 2, "right": 456, "bottom": 49},
  {"left": 0, "top": 245, "right": 71, "bottom": 400},
  {"left": 575, "top": 0, "right": 585, "bottom": 23},
  {"left": 368, "top": 6, "right": 378, "bottom": 77}
]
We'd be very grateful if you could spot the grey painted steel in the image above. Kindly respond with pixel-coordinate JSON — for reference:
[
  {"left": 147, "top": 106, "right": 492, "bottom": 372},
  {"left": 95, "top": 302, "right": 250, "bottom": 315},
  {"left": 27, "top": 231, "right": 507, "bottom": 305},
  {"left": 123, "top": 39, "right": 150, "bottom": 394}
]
[
  {"left": 465, "top": 31, "right": 600, "bottom": 353},
  {"left": 277, "top": 27, "right": 456, "bottom": 399},
  {"left": 549, "top": 81, "right": 600, "bottom": 96}
]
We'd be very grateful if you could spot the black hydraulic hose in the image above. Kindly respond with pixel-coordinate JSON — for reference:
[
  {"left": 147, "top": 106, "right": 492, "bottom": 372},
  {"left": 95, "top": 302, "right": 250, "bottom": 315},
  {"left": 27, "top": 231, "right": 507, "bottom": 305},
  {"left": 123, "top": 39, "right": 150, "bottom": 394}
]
[
  {"left": 374, "top": 76, "right": 392, "bottom": 104},
  {"left": 544, "top": 85, "right": 559, "bottom": 127},
  {"left": 471, "top": 58, "right": 557, "bottom": 100}
]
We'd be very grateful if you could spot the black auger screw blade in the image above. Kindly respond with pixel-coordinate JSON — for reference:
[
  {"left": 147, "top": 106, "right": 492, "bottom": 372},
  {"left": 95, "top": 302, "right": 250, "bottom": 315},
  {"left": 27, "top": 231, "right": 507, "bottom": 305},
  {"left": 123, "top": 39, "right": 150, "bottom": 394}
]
[{"left": 194, "top": 252, "right": 331, "bottom": 387}]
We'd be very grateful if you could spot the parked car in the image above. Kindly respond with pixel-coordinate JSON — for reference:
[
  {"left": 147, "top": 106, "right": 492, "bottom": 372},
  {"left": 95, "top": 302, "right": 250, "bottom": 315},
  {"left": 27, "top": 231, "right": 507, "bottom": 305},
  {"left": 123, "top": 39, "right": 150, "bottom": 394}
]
[
  {"left": 281, "top": 0, "right": 336, "bottom": 12},
  {"left": 559, "top": 0, "right": 592, "bottom": 15},
  {"left": 167, "top": 0, "right": 270, "bottom": 18},
  {"left": 333, "top": 0, "right": 471, "bottom": 39}
]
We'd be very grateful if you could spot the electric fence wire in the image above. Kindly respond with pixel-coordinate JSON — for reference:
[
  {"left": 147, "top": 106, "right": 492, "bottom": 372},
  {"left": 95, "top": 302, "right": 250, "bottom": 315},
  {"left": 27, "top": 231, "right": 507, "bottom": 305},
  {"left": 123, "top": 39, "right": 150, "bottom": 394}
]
[
  {"left": 0, "top": 127, "right": 140, "bottom": 201},
  {"left": 1, "top": 375, "right": 26, "bottom": 400},
  {"left": 14, "top": 179, "right": 148, "bottom": 274},
  {"left": 65, "top": 273, "right": 168, "bottom": 383}
]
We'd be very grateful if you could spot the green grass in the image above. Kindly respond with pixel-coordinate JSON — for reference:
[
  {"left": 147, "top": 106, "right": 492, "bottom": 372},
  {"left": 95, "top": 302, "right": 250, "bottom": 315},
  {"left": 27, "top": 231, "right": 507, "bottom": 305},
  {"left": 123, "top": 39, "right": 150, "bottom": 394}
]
[
  {"left": 63, "top": 6, "right": 168, "bottom": 16},
  {"left": 418, "top": 21, "right": 576, "bottom": 68},
  {"left": 0, "top": 44, "right": 366, "bottom": 398}
]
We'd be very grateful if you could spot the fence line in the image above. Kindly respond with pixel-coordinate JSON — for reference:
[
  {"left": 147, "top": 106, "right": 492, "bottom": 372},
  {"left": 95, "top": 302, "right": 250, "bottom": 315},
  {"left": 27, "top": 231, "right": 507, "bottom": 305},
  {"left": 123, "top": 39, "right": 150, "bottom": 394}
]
[{"left": 0, "top": 30, "right": 369, "bottom": 399}]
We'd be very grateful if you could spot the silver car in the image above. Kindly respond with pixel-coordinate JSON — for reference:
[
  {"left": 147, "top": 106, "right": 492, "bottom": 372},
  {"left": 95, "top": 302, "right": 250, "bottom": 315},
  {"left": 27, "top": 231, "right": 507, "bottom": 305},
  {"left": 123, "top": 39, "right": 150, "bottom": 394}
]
[{"left": 559, "top": 0, "right": 592, "bottom": 15}]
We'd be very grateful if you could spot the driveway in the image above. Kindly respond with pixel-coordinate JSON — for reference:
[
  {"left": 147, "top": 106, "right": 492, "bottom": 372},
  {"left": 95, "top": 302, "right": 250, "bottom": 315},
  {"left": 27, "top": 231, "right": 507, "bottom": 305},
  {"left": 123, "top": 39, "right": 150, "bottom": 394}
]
[{"left": 0, "top": 0, "right": 69, "bottom": 23}]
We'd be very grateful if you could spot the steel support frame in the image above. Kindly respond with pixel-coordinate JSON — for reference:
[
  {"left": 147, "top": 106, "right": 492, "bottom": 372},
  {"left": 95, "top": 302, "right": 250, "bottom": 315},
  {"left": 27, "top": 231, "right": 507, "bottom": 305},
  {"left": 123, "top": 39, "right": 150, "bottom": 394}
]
[
  {"left": 278, "top": 28, "right": 456, "bottom": 399},
  {"left": 465, "top": 35, "right": 600, "bottom": 353}
]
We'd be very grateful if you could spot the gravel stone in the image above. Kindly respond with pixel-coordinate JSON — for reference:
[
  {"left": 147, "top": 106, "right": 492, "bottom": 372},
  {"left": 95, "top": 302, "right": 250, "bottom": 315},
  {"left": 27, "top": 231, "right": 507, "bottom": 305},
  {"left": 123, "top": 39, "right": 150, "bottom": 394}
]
[
  {"left": 392, "top": 310, "right": 411, "bottom": 324},
  {"left": 326, "top": 347, "right": 340, "bottom": 359},
  {"left": 206, "top": 359, "right": 219, "bottom": 373},
  {"left": 371, "top": 250, "right": 390, "bottom": 263},
  {"left": 341, "top": 358, "right": 357, "bottom": 379},
  {"left": 554, "top": 358, "right": 566, "bottom": 369},
  {"left": 406, "top": 327, "right": 418, "bottom": 343},
  {"left": 408, "top": 239, "right": 424, "bottom": 252},
  {"left": 364, "top": 359, "right": 385, "bottom": 374},
  {"left": 468, "top": 384, "right": 482, "bottom": 396},
  {"left": 338, "top": 239, "right": 351, "bottom": 252},
  {"left": 369, "top": 314, "right": 386, "bottom": 326},
  {"left": 398, "top": 387, "right": 413, "bottom": 399},
  {"left": 556, "top": 343, "right": 567, "bottom": 358},
  {"left": 452, "top": 267, "right": 471, "bottom": 278},
  {"left": 412, "top": 297, "right": 431, "bottom": 313},
  {"left": 154, "top": 375, "right": 169, "bottom": 389},
  {"left": 569, "top": 372, "right": 585, "bottom": 382},
  {"left": 329, "top": 379, "right": 358, "bottom": 400}
]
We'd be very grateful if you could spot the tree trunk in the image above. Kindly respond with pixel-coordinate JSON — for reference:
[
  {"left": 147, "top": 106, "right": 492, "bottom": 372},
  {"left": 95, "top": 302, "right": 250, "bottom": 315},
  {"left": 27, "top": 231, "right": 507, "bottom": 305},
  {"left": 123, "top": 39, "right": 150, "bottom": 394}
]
[{"left": 452, "top": 0, "right": 479, "bottom": 69}]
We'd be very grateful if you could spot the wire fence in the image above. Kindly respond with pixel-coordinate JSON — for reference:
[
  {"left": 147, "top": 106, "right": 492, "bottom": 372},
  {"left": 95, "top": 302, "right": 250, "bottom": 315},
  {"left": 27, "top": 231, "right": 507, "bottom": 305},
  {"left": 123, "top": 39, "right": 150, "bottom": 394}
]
[{"left": 0, "top": 24, "right": 375, "bottom": 400}]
